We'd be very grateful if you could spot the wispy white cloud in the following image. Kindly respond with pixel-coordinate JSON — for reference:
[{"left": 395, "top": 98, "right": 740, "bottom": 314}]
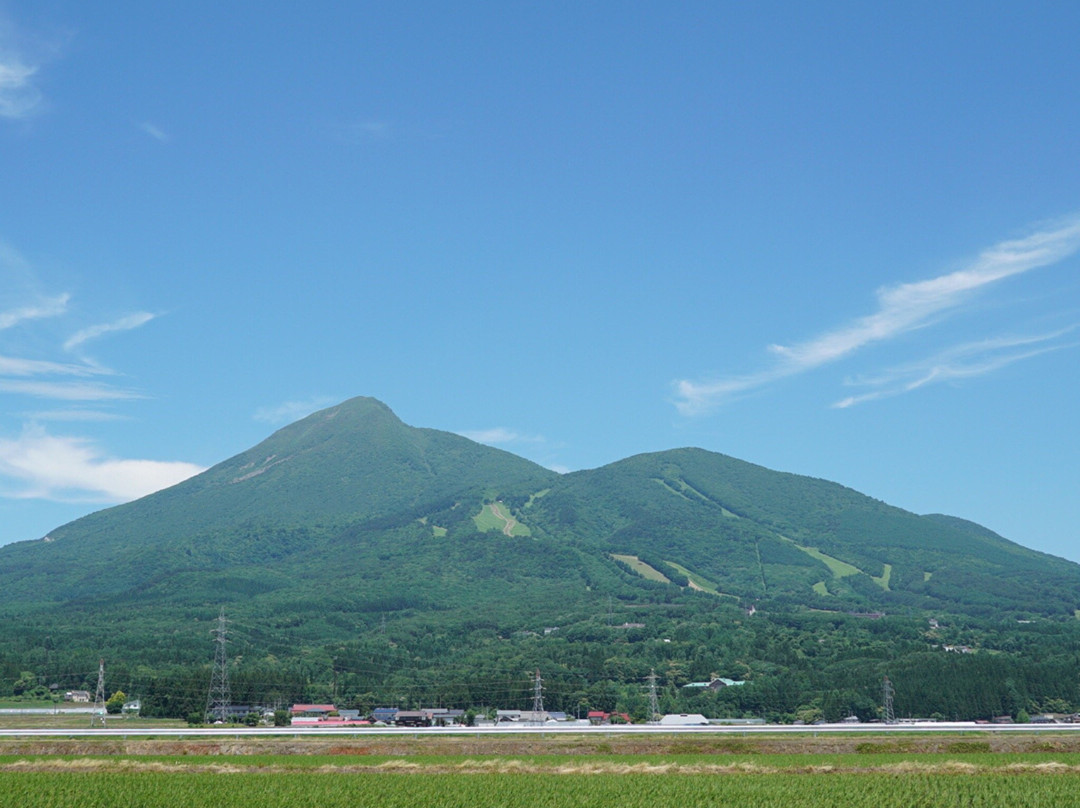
[
  {"left": 0, "top": 425, "right": 205, "bottom": 502},
  {"left": 63, "top": 312, "right": 156, "bottom": 352},
  {"left": 0, "top": 14, "right": 54, "bottom": 122},
  {"left": 458, "top": 427, "right": 546, "bottom": 445},
  {"left": 833, "top": 327, "right": 1080, "bottom": 408},
  {"left": 0, "top": 293, "right": 69, "bottom": 330},
  {"left": 0, "top": 54, "right": 41, "bottom": 120},
  {"left": 139, "top": 121, "right": 169, "bottom": 142},
  {"left": 0, "top": 354, "right": 101, "bottom": 377},
  {"left": 21, "top": 408, "right": 124, "bottom": 423},
  {"left": 253, "top": 396, "right": 339, "bottom": 425},
  {"left": 0, "top": 379, "right": 144, "bottom": 401},
  {"left": 675, "top": 215, "right": 1080, "bottom": 414},
  {"left": 343, "top": 120, "right": 391, "bottom": 142}
]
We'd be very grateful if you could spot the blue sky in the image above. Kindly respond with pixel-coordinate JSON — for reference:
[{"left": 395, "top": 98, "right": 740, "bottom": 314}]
[{"left": 2, "top": 2, "right": 1079, "bottom": 563}]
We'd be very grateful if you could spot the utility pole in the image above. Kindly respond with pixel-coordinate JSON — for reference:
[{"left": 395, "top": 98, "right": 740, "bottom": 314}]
[
  {"left": 90, "top": 659, "right": 106, "bottom": 727},
  {"left": 647, "top": 669, "right": 661, "bottom": 724},
  {"left": 882, "top": 675, "right": 896, "bottom": 725},
  {"left": 206, "top": 608, "right": 231, "bottom": 724},
  {"left": 532, "top": 669, "right": 544, "bottom": 725}
]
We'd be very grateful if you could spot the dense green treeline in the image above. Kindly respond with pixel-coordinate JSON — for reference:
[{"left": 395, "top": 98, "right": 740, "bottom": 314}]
[{"left": 4, "top": 596, "right": 1078, "bottom": 722}]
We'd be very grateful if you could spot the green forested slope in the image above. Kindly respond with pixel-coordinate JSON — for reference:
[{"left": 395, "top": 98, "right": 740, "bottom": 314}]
[{"left": 0, "top": 397, "right": 1078, "bottom": 720}]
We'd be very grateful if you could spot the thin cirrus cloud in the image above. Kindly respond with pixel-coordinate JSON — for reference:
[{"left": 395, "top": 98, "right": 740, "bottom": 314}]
[
  {"left": 0, "top": 54, "right": 42, "bottom": 120},
  {"left": 0, "top": 293, "right": 69, "bottom": 329},
  {"left": 0, "top": 379, "right": 143, "bottom": 401},
  {"left": 139, "top": 121, "right": 169, "bottom": 142},
  {"left": 0, "top": 354, "right": 101, "bottom": 377},
  {"left": 674, "top": 214, "right": 1080, "bottom": 415},
  {"left": 0, "top": 425, "right": 205, "bottom": 502},
  {"left": 63, "top": 311, "right": 156, "bottom": 353},
  {"left": 833, "top": 326, "right": 1080, "bottom": 409}
]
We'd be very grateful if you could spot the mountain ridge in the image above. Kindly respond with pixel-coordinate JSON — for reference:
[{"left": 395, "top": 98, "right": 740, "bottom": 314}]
[{"left": 2, "top": 396, "right": 1078, "bottom": 722}]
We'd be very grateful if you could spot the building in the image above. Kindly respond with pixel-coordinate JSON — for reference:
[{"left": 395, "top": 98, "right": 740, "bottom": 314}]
[
  {"left": 659, "top": 713, "right": 709, "bottom": 726},
  {"left": 682, "top": 678, "right": 747, "bottom": 691},
  {"left": 371, "top": 707, "right": 399, "bottom": 724}
]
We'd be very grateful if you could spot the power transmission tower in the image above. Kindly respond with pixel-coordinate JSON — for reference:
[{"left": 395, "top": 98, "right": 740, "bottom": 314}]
[
  {"left": 647, "top": 669, "right": 661, "bottom": 724},
  {"left": 90, "top": 659, "right": 106, "bottom": 727},
  {"left": 205, "top": 608, "right": 231, "bottom": 724},
  {"left": 531, "top": 669, "right": 544, "bottom": 725},
  {"left": 882, "top": 675, "right": 896, "bottom": 725}
]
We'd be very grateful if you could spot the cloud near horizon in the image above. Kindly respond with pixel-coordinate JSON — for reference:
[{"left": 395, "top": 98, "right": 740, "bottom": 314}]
[
  {"left": 0, "top": 425, "right": 206, "bottom": 502},
  {"left": 253, "top": 396, "right": 340, "bottom": 425},
  {"left": 675, "top": 215, "right": 1080, "bottom": 414},
  {"left": 457, "top": 427, "right": 546, "bottom": 445}
]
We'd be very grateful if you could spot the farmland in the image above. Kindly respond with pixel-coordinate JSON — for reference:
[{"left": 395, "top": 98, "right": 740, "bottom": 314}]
[{"left": 3, "top": 734, "right": 1080, "bottom": 807}]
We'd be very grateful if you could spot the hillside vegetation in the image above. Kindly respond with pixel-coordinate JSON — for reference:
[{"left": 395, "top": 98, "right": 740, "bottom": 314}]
[{"left": 0, "top": 397, "right": 1077, "bottom": 721}]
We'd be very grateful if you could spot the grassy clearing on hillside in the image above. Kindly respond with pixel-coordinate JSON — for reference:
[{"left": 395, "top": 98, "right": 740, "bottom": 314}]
[
  {"left": 472, "top": 503, "right": 530, "bottom": 537},
  {"left": 611, "top": 554, "right": 670, "bottom": 583},
  {"left": 791, "top": 542, "right": 862, "bottom": 578},
  {"left": 873, "top": 563, "right": 892, "bottom": 590},
  {"left": 663, "top": 562, "right": 737, "bottom": 598}
]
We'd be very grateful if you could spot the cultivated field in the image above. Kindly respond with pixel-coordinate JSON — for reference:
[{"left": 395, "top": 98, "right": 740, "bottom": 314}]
[{"left": 4, "top": 734, "right": 1080, "bottom": 806}]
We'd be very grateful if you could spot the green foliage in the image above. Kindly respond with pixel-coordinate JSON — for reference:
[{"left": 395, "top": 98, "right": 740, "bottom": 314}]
[
  {"left": 0, "top": 398, "right": 1079, "bottom": 722},
  {"left": 105, "top": 690, "right": 126, "bottom": 714}
]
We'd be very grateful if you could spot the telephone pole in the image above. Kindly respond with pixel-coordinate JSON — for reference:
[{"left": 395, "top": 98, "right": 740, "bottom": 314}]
[
  {"left": 647, "top": 669, "right": 661, "bottom": 724},
  {"left": 206, "top": 608, "right": 231, "bottom": 724},
  {"left": 90, "top": 659, "right": 106, "bottom": 727}
]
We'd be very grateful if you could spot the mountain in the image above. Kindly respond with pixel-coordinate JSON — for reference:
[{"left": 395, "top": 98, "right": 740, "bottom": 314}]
[{"left": 1, "top": 396, "right": 1078, "bottom": 721}]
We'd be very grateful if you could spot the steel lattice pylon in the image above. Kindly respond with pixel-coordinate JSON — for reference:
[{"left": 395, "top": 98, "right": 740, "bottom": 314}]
[
  {"left": 647, "top": 670, "right": 661, "bottom": 724},
  {"left": 882, "top": 675, "right": 896, "bottom": 724},
  {"left": 90, "top": 659, "right": 106, "bottom": 727},
  {"left": 205, "top": 609, "right": 231, "bottom": 724}
]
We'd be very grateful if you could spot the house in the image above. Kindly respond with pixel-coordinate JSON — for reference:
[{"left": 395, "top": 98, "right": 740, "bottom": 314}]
[
  {"left": 122, "top": 700, "right": 141, "bottom": 716},
  {"left": 394, "top": 710, "right": 431, "bottom": 727},
  {"left": 371, "top": 707, "right": 399, "bottom": 724},
  {"left": 659, "top": 713, "right": 709, "bottom": 726},
  {"left": 682, "top": 677, "right": 746, "bottom": 691},
  {"left": 290, "top": 704, "right": 336, "bottom": 724},
  {"left": 587, "top": 710, "right": 631, "bottom": 725},
  {"left": 427, "top": 708, "right": 467, "bottom": 726},
  {"left": 64, "top": 690, "right": 91, "bottom": 703}
]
